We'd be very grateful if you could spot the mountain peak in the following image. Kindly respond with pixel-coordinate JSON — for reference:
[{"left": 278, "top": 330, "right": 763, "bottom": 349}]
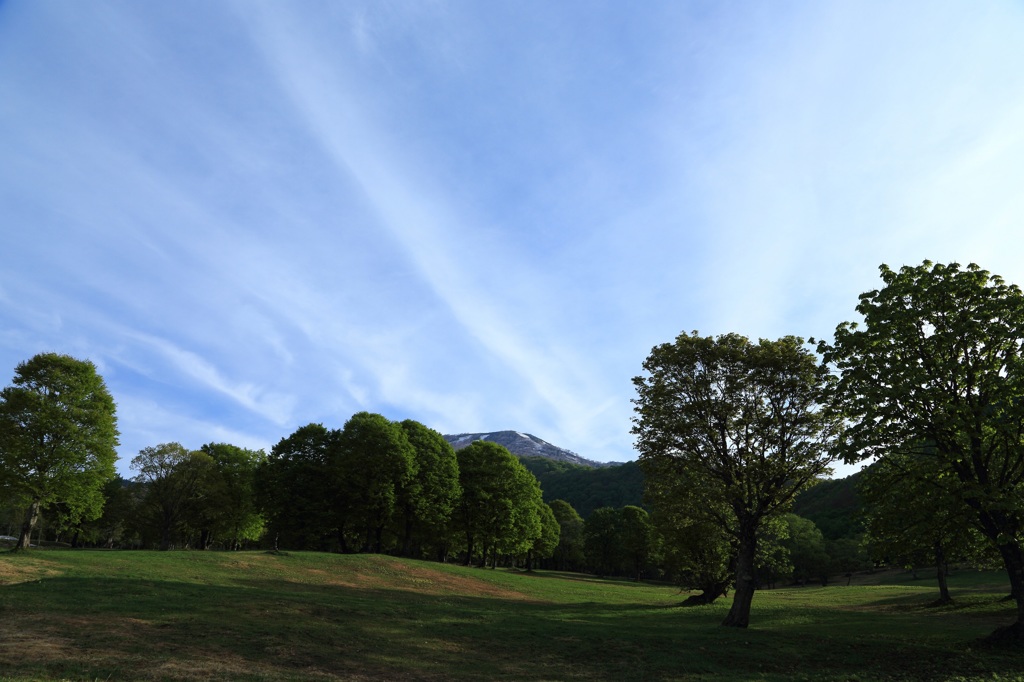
[{"left": 443, "top": 430, "right": 613, "bottom": 468}]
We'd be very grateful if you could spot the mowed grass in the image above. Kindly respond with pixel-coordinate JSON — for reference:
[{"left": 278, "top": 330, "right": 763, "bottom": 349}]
[{"left": 1, "top": 551, "right": 1023, "bottom": 681}]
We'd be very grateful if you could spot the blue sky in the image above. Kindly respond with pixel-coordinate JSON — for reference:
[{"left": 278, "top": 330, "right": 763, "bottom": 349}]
[{"left": 3, "top": 1, "right": 1024, "bottom": 478}]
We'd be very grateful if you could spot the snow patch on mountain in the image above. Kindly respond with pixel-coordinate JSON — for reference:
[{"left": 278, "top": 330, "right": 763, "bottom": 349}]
[{"left": 442, "top": 430, "right": 614, "bottom": 468}]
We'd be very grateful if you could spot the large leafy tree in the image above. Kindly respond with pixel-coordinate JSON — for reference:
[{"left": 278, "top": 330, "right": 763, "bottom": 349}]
[
  {"left": 633, "top": 332, "right": 840, "bottom": 627},
  {"left": 0, "top": 353, "right": 119, "bottom": 550},
  {"left": 335, "top": 412, "right": 415, "bottom": 553},
  {"left": 858, "top": 451, "right": 988, "bottom": 604},
  {"left": 131, "top": 443, "right": 213, "bottom": 550},
  {"left": 195, "top": 443, "right": 266, "bottom": 550},
  {"left": 256, "top": 423, "right": 337, "bottom": 551},
  {"left": 396, "top": 420, "right": 461, "bottom": 558},
  {"left": 548, "top": 499, "right": 585, "bottom": 571},
  {"left": 782, "top": 514, "right": 830, "bottom": 586},
  {"left": 821, "top": 261, "right": 1024, "bottom": 638},
  {"left": 583, "top": 507, "right": 623, "bottom": 577},
  {"left": 453, "top": 440, "right": 543, "bottom": 567},
  {"left": 619, "top": 505, "right": 658, "bottom": 582},
  {"left": 525, "top": 501, "right": 560, "bottom": 571},
  {"left": 644, "top": 449, "right": 734, "bottom": 603}
]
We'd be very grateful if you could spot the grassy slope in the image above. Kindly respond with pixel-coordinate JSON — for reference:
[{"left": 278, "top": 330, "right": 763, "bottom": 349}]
[{"left": 1, "top": 552, "right": 1022, "bottom": 682}]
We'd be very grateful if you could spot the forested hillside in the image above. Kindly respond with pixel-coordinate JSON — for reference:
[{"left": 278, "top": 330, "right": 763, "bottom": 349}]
[
  {"left": 792, "top": 471, "right": 864, "bottom": 540},
  {"left": 518, "top": 457, "right": 644, "bottom": 518}
]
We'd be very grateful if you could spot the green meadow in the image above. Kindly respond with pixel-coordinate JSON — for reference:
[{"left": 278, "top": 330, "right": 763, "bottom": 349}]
[{"left": 1, "top": 550, "right": 1022, "bottom": 681}]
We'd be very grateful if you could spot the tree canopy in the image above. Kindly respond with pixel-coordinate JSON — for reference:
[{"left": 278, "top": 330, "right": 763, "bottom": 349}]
[
  {"left": 634, "top": 332, "right": 840, "bottom": 627},
  {"left": 0, "top": 353, "right": 119, "bottom": 550},
  {"left": 453, "top": 440, "right": 544, "bottom": 567},
  {"left": 821, "top": 261, "right": 1024, "bottom": 639}
]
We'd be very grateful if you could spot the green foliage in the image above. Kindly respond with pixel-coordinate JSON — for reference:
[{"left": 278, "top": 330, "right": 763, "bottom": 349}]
[
  {"left": 858, "top": 449, "right": 993, "bottom": 601},
  {"left": 821, "top": 261, "right": 1024, "bottom": 630},
  {"left": 634, "top": 332, "right": 841, "bottom": 626},
  {"left": 783, "top": 513, "right": 830, "bottom": 584},
  {"left": 397, "top": 420, "right": 461, "bottom": 559},
  {"left": 792, "top": 472, "right": 864, "bottom": 541},
  {"left": 131, "top": 443, "right": 214, "bottom": 550},
  {"left": 519, "top": 456, "right": 644, "bottom": 518},
  {"left": 334, "top": 412, "right": 416, "bottom": 553},
  {"left": 196, "top": 442, "right": 266, "bottom": 548},
  {"left": 619, "top": 505, "right": 658, "bottom": 582},
  {"left": 0, "top": 353, "right": 119, "bottom": 549},
  {"left": 256, "top": 423, "right": 336, "bottom": 551},
  {"left": 548, "top": 498, "right": 585, "bottom": 571},
  {"left": 527, "top": 501, "right": 560, "bottom": 569},
  {"left": 583, "top": 507, "right": 624, "bottom": 577},
  {"left": 454, "top": 440, "right": 544, "bottom": 566}
]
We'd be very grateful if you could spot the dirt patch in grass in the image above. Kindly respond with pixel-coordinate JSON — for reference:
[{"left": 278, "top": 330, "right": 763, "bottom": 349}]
[
  {"left": 0, "top": 556, "right": 60, "bottom": 585},
  {"left": 298, "top": 559, "right": 537, "bottom": 602}
]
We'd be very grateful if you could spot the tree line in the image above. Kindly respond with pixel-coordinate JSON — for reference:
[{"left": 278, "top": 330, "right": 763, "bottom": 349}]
[{"left": 6, "top": 260, "right": 1024, "bottom": 642}]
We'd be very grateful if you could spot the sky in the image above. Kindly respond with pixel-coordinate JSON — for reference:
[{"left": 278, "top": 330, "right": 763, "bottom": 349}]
[{"left": 3, "top": 1, "right": 1024, "bottom": 479}]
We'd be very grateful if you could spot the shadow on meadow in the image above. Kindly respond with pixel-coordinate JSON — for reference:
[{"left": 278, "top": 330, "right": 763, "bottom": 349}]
[{"left": 1, "top": 567, "right": 1024, "bottom": 681}]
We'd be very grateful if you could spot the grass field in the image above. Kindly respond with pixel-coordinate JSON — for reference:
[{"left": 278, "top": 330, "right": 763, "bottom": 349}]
[{"left": 1, "top": 550, "right": 1023, "bottom": 681}]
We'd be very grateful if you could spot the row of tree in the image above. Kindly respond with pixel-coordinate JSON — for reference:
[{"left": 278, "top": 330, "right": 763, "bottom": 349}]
[
  {"left": 6, "top": 259, "right": 1024, "bottom": 642},
  {"left": 0, "top": 390, "right": 561, "bottom": 569}
]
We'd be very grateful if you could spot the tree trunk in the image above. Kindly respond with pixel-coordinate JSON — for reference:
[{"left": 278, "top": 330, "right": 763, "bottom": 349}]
[
  {"left": 988, "top": 542, "right": 1024, "bottom": 642},
  {"left": 679, "top": 582, "right": 729, "bottom": 607},
  {"left": 934, "top": 541, "right": 952, "bottom": 605},
  {"left": 402, "top": 511, "right": 414, "bottom": 557},
  {"left": 722, "top": 527, "right": 757, "bottom": 628},
  {"left": 16, "top": 500, "right": 40, "bottom": 550}
]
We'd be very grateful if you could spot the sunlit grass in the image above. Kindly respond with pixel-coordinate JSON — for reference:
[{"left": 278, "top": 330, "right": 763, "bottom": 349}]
[{"left": 1, "top": 550, "right": 1023, "bottom": 681}]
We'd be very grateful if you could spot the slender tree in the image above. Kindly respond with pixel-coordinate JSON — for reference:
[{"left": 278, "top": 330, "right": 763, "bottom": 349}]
[
  {"left": 633, "top": 332, "right": 840, "bottom": 627},
  {"left": 0, "top": 353, "right": 119, "bottom": 550},
  {"left": 583, "top": 507, "right": 624, "bottom": 577},
  {"left": 821, "top": 261, "right": 1024, "bottom": 641}
]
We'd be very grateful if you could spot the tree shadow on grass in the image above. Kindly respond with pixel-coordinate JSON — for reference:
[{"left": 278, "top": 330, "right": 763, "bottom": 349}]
[{"left": 2, "top": 575, "right": 1024, "bottom": 681}]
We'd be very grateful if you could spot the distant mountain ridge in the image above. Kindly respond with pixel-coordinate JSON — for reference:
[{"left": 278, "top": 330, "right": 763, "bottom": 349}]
[{"left": 443, "top": 431, "right": 615, "bottom": 468}]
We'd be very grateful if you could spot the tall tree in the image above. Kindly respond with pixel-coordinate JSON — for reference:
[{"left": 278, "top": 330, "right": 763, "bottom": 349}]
[
  {"left": 858, "top": 450, "right": 990, "bottom": 603},
  {"left": 0, "top": 353, "right": 119, "bottom": 550},
  {"left": 525, "top": 501, "right": 560, "bottom": 571},
  {"left": 195, "top": 443, "right": 266, "bottom": 549},
  {"left": 619, "top": 505, "right": 658, "bottom": 582},
  {"left": 782, "top": 514, "right": 830, "bottom": 586},
  {"left": 397, "top": 420, "right": 461, "bottom": 558},
  {"left": 583, "top": 507, "right": 623, "bottom": 577},
  {"left": 454, "top": 440, "right": 543, "bottom": 567},
  {"left": 633, "top": 332, "right": 840, "bottom": 627},
  {"left": 548, "top": 499, "right": 585, "bottom": 571},
  {"left": 335, "top": 412, "right": 415, "bottom": 553},
  {"left": 131, "top": 443, "right": 212, "bottom": 550},
  {"left": 821, "top": 261, "right": 1024, "bottom": 640},
  {"left": 256, "top": 423, "right": 336, "bottom": 551}
]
